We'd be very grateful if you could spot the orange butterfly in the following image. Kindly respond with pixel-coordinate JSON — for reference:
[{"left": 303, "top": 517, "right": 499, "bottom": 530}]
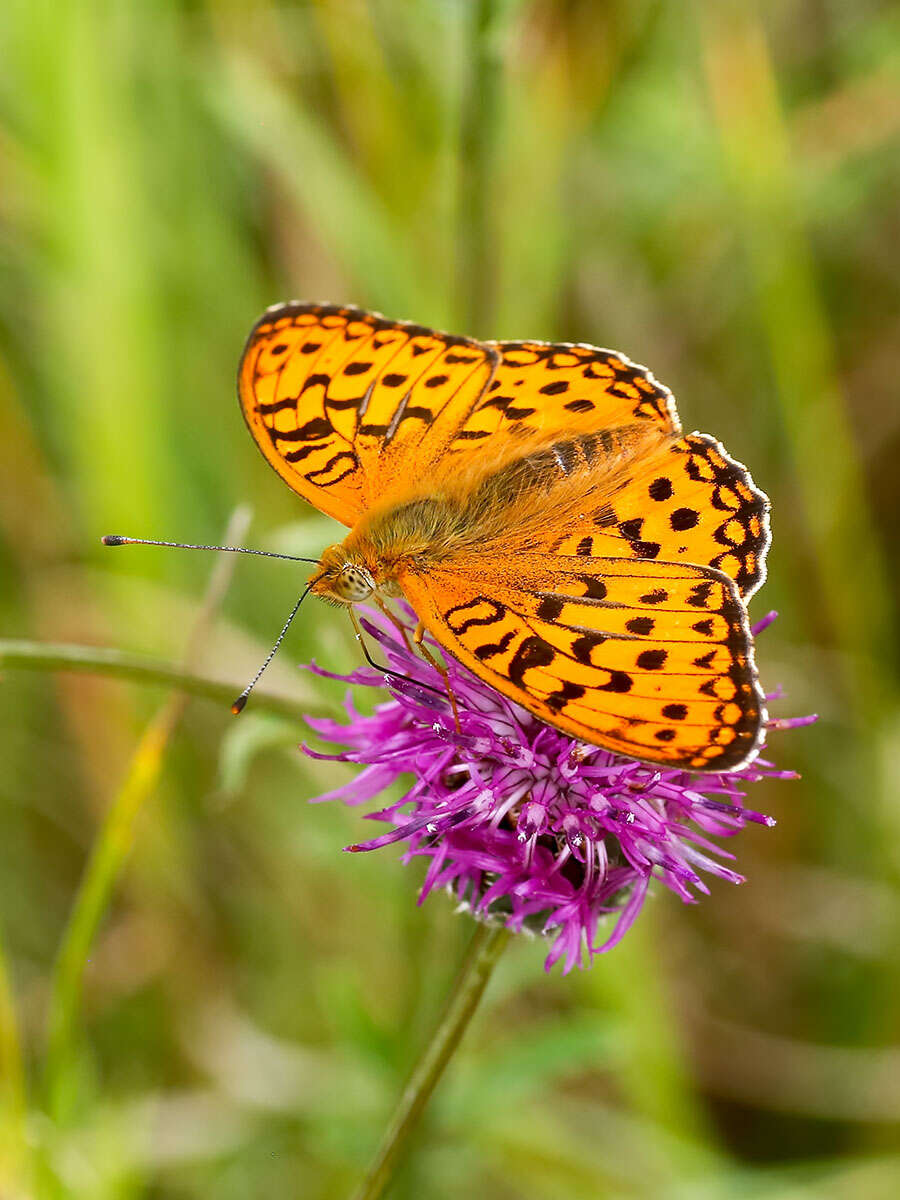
[{"left": 238, "top": 302, "right": 770, "bottom": 772}]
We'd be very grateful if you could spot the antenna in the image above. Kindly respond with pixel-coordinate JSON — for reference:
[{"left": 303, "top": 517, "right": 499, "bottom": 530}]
[
  {"left": 101, "top": 534, "right": 320, "bottom": 565},
  {"left": 102, "top": 532, "right": 322, "bottom": 714},
  {"left": 230, "top": 585, "right": 314, "bottom": 714},
  {"left": 101, "top": 532, "right": 447, "bottom": 712}
]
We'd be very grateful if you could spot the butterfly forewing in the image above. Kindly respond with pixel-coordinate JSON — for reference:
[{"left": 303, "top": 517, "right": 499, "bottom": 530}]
[
  {"left": 399, "top": 555, "right": 765, "bottom": 771},
  {"left": 351, "top": 335, "right": 497, "bottom": 494},
  {"left": 239, "top": 306, "right": 369, "bottom": 524},
  {"left": 452, "top": 340, "right": 681, "bottom": 447},
  {"left": 239, "top": 303, "right": 498, "bottom": 523},
  {"left": 238, "top": 308, "right": 684, "bottom": 526}
]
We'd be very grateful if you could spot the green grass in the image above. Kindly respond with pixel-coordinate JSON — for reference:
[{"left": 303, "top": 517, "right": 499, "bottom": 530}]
[{"left": 0, "top": 1, "right": 898, "bottom": 1197}]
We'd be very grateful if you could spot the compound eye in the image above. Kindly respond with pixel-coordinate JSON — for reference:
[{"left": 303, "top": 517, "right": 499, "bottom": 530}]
[{"left": 337, "top": 565, "right": 374, "bottom": 601}]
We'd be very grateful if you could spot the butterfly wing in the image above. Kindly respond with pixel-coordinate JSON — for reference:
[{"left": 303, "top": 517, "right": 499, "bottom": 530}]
[
  {"left": 399, "top": 554, "right": 765, "bottom": 771},
  {"left": 238, "top": 304, "right": 682, "bottom": 526},
  {"left": 240, "top": 304, "right": 770, "bottom": 768},
  {"left": 539, "top": 432, "right": 771, "bottom": 599},
  {"left": 463, "top": 337, "right": 680, "bottom": 440},
  {"left": 238, "top": 303, "right": 496, "bottom": 525}
]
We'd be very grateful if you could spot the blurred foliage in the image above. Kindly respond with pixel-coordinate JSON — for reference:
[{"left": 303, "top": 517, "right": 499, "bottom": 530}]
[{"left": 1, "top": 0, "right": 899, "bottom": 1197}]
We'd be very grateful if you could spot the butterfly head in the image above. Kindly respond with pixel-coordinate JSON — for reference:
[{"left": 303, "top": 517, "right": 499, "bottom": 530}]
[{"left": 311, "top": 544, "right": 376, "bottom": 605}]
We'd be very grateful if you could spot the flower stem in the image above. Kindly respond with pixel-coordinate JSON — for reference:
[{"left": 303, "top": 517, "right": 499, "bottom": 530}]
[
  {"left": 0, "top": 639, "right": 324, "bottom": 722},
  {"left": 0, "top": 918, "right": 29, "bottom": 1191},
  {"left": 458, "top": 0, "right": 506, "bottom": 336},
  {"left": 41, "top": 507, "right": 279, "bottom": 1114},
  {"left": 352, "top": 922, "right": 509, "bottom": 1200}
]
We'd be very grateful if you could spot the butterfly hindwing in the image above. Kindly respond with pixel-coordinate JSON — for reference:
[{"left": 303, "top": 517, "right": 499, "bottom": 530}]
[
  {"left": 544, "top": 432, "right": 770, "bottom": 599},
  {"left": 399, "top": 554, "right": 765, "bottom": 771}
]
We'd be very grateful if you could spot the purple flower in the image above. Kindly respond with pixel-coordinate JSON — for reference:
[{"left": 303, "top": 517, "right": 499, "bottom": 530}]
[{"left": 304, "top": 605, "right": 814, "bottom": 973}]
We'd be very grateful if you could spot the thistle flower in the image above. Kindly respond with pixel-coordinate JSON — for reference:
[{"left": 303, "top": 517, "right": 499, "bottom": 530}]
[{"left": 304, "top": 606, "right": 813, "bottom": 973}]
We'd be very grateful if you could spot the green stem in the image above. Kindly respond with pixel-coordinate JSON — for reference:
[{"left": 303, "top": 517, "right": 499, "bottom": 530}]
[
  {"left": 350, "top": 11, "right": 513, "bottom": 1193},
  {"left": 42, "top": 697, "right": 184, "bottom": 1112},
  {"left": 458, "top": 0, "right": 505, "bottom": 336},
  {"left": 698, "top": 1, "right": 894, "bottom": 714},
  {"left": 0, "top": 639, "right": 324, "bottom": 722},
  {"left": 352, "top": 922, "right": 509, "bottom": 1200},
  {"left": 39, "top": 508, "right": 307, "bottom": 1114},
  {"left": 0, "top": 920, "right": 28, "bottom": 1188}
]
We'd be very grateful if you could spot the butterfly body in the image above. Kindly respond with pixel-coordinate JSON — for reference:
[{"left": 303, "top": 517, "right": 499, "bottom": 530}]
[{"left": 240, "top": 302, "right": 771, "bottom": 771}]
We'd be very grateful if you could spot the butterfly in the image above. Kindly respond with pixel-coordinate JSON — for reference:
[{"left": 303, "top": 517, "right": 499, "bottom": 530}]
[{"left": 238, "top": 301, "right": 771, "bottom": 772}]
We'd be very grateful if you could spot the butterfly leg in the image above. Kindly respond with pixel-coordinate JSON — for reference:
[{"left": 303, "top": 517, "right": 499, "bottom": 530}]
[
  {"left": 347, "top": 607, "right": 448, "bottom": 707},
  {"left": 414, "top": 621, "right": 461, "bottom": 732},
  {"left": 372, "top": 594, "right": 414, "bottom": 651}
]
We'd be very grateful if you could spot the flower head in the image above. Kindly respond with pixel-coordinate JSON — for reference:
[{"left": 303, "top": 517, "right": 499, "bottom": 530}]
[{"left": 304, "top": 605, "right": 813, "bottom": 973}]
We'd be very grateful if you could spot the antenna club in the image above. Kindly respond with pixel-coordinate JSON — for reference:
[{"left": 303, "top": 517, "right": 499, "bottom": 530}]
[
  {"left": 231, "top": 696, "right": 248, "bottom": 715},
  {"left": 101, "top": 535, "right": 128, "bottom": 546}
]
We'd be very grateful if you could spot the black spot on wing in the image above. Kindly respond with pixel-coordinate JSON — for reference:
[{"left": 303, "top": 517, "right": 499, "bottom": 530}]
[
  {"left": 301, "top": 371, "right": 332, "bottom": 393},
  {"left": 474, "top": 629, "right": 516, "bottom": 661},
  {"left": 305, "top": 452, "right": 358, "bottom": 484},
  {"left": 280, "top": 417, "right": 332, "bottom": 441},
  {"left": 600, "top": 670, "right": 633, "bottom": 693},
  {"left": 571, "top": 632, "right": 607, "bottom": 664},
  {"left": 325, "top": 394, "right": 368, "bottom": 411},
  {"left": 671, "top": 507, "right": 699, "bottom": 531},
  {"left": 284, "top": 445, "right": 317, "bottom": 463},
  {"left": 445, "top": 597, "right": 505, "bottom": 636},
  {"left": 687, "top": 581, "right": 715, "bottom": 608},
  {"left": 636, "top": 649, "right": 667, "bottom": 670},
  {"left": 626, "top": 617, "right": 654, "bottom": 635},
  {"left": 662, "top": 703, "right": 688, "bottom": 720},
  {"left": 536, "top": 595, "right": 565, "bottom": 621},
  {"left": 545, "top": 679, "right": 586, "bottom": 714},
  {"left": 256, "top": 398, "right": 297, "bottom": 415},
  {"left": 397, "top": 405, "right": 434, "bottom": 427},
  {"left": 508, "top": 636, "right": 555, "bottom": 688},
  {"left": 578, "top": 576, "right": 607, "bottom": 600},
  {"left": 594, "top": 505, "right": 617, "bottom": 529}
]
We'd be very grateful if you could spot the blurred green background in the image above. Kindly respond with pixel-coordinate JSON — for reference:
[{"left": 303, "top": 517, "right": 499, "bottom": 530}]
[{"left": 1, "top": 1, "right": 899, "bottom": 1196}]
